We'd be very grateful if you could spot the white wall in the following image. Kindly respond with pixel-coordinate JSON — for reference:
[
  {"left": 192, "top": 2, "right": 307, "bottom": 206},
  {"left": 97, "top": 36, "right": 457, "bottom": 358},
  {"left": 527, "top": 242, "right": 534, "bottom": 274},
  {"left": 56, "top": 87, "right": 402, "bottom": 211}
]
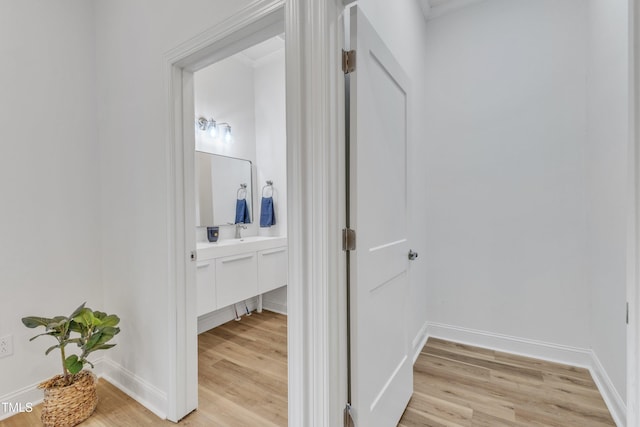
[
  {"left": 423, "top": 0, "right": 591, "bottom": 347},
  {"left": 356, "top": 0, "right": 431, "bottom": 356},
  {"left": 194, "top": 56, "right": 258, "bottom": 241},
  {"left": 255, "top": 49, "right": 287, "bottom": 239},
  {"left": 194, "top": 46, "right": 287, "bottom": 245},
  {"left": 586, "top": 0, "right": 629, "bottom": 403},
  {"left": 254, "top": 48, "right": 288, "bottom": 312},
  {"left": 95, "top": 0, "right": 256, "bottom": 415},
  {"left": 0, "top": 0, "right": 101, "bottom": 417},
  {"left": 195, "top": 57, "right": 257, "bottom": 164}
]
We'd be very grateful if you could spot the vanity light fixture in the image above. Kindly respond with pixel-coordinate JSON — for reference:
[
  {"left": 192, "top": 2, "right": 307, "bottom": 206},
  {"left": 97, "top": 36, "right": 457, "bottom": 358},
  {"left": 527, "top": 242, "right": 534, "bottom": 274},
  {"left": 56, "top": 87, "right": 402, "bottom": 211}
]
[
  {"left": 196, "top": 116, "right": 218, "bottom": 137},
  {"left": 219, "top": 123, "right": 232, "bottom": 143},
  {"left": 196, "top": 116, "right": 230, "bottom": 142},
  {"left": 208, "top": 119, "right": 218, "bottom": 137},
  {"left": 196, "top": 117, "right": 209, "bottom": 132}
]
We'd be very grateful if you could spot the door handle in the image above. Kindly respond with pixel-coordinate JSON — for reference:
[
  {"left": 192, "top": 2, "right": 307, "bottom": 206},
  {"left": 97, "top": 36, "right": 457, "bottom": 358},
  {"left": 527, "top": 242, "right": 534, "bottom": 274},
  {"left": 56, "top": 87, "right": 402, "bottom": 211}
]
[{"left": 408, "top": 250, "right": 418, "bottom": 261}]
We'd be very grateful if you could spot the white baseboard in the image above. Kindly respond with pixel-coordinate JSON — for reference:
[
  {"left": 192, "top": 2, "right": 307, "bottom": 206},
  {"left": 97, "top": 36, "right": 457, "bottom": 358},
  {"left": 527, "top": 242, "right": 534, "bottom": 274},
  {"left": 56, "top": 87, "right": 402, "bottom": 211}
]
[
  {"left": 0, "top": 380, "right": 44, "bottom": 421},
  {"left": 100, "top": 358, "right": 167, "bottom": 420},
  {"left": 1, "top": 358, "right": 167, "bottom": 423},
  {"left": 426, "top": 322, "right": 594, "bottom": 367},
  {"left": 0, "top": 358, "right": 106, "bottom": 421},
  {"left": 412, "top": 321, "right": 430, "bottom": 364},
  {"left": 262, "top": 299, "right": 287, "bottom": 315},
  {"left": 197, "top": 297, "right": 259, "bottom": 334},
  {"left": 426, "top": 322, "right": 626, "bottom": 427},
  {"left": 590, "top": 350, "right": 627, "bottom": 427}
]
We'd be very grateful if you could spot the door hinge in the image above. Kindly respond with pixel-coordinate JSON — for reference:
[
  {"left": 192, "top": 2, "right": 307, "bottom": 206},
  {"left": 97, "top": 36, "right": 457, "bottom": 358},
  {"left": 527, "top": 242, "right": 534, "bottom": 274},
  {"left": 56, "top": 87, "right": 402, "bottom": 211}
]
[
  {"left": 342, "top": 228, "right": 356, "bottom": 251},
  {"left": 342, "top": 49, "right": 356, "bottom": 74},
  {"left": 627, "top": 302, "right": 629, "bottom": 325},
  {"left": 190, "top": 250, "right": 197, "bottom": 262},
  {"left": 344, "top": 403, "right": 354, "bottom": 427}
]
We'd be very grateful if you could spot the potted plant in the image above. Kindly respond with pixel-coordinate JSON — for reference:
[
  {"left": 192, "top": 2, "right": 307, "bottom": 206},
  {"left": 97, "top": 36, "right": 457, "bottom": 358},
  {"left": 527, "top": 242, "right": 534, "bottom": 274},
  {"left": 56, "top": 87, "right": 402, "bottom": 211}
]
[{"left": 22, "top": 302, "right": 120, "bottom": 427}]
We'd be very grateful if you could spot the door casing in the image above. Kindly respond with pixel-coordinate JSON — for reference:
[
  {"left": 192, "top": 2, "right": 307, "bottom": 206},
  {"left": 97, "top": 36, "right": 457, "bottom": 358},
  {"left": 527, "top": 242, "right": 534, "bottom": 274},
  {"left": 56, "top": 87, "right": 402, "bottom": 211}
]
[{"left": 163, "top": 0, "right": 348, "bottom": 425}]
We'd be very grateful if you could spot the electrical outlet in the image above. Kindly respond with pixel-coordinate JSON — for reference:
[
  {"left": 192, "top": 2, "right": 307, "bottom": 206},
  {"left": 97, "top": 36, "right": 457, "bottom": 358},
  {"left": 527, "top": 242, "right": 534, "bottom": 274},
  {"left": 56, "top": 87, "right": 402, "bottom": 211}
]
[{"left": 0, "top": 335, "right": 13, "bottom": 358}]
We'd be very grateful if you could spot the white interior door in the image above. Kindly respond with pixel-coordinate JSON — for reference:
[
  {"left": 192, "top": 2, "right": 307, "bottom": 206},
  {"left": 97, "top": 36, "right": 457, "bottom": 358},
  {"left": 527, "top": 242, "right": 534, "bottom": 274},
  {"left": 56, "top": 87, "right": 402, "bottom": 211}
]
[{"left": 346, "top": 6, "right": 413, "bottom": 427}]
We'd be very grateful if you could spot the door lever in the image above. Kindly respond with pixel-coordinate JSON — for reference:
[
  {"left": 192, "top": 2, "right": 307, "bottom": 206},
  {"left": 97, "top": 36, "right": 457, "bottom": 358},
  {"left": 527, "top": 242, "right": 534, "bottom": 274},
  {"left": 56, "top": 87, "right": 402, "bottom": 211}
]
[{"left": 408, "top": 250, "right": 418, "bottom": 261}]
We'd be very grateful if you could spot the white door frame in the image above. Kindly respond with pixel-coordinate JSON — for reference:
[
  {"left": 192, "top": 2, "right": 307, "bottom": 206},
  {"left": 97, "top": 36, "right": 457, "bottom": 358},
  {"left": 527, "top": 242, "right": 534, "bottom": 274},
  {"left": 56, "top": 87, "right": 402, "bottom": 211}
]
[
  {"left": 629, "top": 0, "right": 639, "bottom": 425},
  {"left": 163, "top": 0, "right": 347, "bottom": 425}
]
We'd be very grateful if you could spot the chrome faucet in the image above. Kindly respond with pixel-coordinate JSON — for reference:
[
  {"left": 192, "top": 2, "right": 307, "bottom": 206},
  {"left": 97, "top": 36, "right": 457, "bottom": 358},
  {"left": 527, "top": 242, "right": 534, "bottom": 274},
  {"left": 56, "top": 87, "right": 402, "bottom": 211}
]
[{"left": 235, "top": 223, "right": 247, "bottom": 239}]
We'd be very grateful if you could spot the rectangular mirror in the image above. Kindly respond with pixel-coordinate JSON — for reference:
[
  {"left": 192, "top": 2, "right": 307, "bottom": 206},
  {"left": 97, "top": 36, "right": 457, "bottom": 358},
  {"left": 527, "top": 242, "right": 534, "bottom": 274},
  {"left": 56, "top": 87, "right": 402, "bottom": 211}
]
[{"left": 195, "top": 151, "right": 253, "bottom": 227}]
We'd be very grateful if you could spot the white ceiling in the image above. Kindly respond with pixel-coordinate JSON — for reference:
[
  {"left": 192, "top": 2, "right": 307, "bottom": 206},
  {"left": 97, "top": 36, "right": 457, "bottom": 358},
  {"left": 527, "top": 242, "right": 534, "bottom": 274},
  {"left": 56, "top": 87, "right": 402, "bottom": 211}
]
[{"left": 236, "top": 35, "right": 284, "bottom": 65}]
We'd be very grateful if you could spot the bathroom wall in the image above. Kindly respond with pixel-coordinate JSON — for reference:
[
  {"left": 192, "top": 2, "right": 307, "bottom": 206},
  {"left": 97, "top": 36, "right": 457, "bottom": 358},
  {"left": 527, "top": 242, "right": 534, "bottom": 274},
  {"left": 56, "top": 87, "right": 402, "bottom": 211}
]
[
  {"left": 254, "top": 46, "right": 287, "bottom": 313},
  {"left": 194, "top": 55, "right": 258, "bottom": 241},
  {"left": 0, "top": 0, "right": 101, "bottom": 418},
  {"left": 255, "top": 47, "right": 287, "bottom": 239},
  {"left": 422, "top": 0, "right": 591, "bottom": 347},
  {"left": 586, "top": 0, "right": 629, "bottom": 404}
]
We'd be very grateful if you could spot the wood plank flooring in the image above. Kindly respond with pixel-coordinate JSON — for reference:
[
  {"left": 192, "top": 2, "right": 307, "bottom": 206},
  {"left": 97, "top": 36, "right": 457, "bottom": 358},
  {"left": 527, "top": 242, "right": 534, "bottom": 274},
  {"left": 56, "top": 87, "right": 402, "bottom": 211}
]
[
  {"left": 398, "top": 337, "right": 616, "bottom": 427},
  {"left": 1, "top": 311, "right": 287, "bottom": 427},
  {"left": 4, "top": 321, "right": 616, "bottom": 426}
]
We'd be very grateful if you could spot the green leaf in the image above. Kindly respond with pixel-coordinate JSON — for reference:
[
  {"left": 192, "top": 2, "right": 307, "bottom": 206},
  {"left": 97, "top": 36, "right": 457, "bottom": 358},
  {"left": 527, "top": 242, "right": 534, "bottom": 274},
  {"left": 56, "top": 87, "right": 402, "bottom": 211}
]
[
  {"left": 68, "top": 320, "right": 83, "bottom": 333},
  {"left": 68, "top": 303, "right": 86, "bottom": 320},
  {"left": 100, "top": 326, "right": 120, "bottom": 337},
  {"left": 85, "top": 331, "right": 103, "bottom": 350},
  {"left": 21, "top": 317, "right": 53, "bottom": 329},
  {"left": 98, "top": 315, "right": 120, "bottom": 328},
  {"left": 73, "top": 308, "right": 93, "bottom": 326},
  {"left": 90, "top": 344, "right": 116, "bottom": 352},
  {"left": 45, "top": 344, "right": 61, "bottom": 355},
  {"left": 47, "top": 320, "right": 67, "bottom": 331},
  {"left": 65, "top": 355, "right": 83, "bottom": 375},
  {"left": 28, "top": 331, "right": 55, "bottom": 341}
]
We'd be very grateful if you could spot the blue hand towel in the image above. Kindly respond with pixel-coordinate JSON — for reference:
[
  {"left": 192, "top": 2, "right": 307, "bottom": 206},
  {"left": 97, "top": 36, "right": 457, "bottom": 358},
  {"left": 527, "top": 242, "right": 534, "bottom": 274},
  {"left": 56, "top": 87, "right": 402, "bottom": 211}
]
[
  {"left": 235, "top": 199, "right": 250, "bottom": 224},
  {"left": 260, "top": 197, "right": 276, "bottom": 227}
]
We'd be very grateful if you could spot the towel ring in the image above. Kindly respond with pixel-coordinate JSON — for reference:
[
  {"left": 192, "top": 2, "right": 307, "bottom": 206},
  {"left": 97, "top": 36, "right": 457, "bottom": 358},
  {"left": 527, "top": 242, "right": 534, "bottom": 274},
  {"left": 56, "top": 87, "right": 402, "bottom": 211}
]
[
  {"left": 262, "top": 180, "right": 273, "bottom": 198},
  {"left": 237, "top": 183, "right": 247, "bottom": 200}
]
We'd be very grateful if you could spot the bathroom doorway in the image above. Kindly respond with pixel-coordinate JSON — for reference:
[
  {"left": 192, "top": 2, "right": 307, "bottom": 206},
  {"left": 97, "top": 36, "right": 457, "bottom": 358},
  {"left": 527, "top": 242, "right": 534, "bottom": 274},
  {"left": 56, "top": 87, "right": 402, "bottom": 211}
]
[
  {"left": 162, "top": 3, "right": 294, "bottom": 421},
  {"left": 191, "top": 35, "right": 289, "bottom": 425}
]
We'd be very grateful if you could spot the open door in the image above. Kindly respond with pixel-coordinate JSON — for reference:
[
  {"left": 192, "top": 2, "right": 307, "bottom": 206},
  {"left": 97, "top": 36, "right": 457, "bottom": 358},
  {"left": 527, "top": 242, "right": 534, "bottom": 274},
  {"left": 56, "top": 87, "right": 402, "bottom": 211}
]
[{"left": 345, "top": 5, "right": 413, "bottom": 427}]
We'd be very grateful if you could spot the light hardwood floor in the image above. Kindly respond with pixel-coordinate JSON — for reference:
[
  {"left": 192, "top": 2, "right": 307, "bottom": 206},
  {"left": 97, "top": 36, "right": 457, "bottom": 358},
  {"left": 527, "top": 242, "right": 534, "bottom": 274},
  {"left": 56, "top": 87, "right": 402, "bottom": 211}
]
[
  {"left": 398, "top": 337, "right": 616, "bottom": 427},
  {"left": 3, "top": 321, "right": 616, "bottom": 427},
  {"left": 2, "top": 311, "right": 287, "bottom": 427}
]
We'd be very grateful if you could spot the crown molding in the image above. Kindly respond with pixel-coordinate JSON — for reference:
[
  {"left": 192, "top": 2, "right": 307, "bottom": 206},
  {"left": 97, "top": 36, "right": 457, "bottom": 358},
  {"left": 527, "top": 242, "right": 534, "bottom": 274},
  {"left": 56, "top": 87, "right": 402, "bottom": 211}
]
[{"left": 421, "top": 0, "right": 486, "bottom": 21}]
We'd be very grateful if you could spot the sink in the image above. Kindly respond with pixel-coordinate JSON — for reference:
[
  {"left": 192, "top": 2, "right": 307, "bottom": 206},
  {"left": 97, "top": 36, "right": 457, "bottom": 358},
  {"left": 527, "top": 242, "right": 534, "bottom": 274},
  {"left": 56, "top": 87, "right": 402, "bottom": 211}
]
[{"left": 197, "top": 236, "right": 287, "bottom": 260}]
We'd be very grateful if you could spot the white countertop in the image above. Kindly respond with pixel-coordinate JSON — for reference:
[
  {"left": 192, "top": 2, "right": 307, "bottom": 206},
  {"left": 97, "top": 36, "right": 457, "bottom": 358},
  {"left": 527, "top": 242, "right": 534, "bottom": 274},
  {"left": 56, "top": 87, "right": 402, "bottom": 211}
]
[{"left": 196, "top": 235, "right": 287, "bottom": 260}]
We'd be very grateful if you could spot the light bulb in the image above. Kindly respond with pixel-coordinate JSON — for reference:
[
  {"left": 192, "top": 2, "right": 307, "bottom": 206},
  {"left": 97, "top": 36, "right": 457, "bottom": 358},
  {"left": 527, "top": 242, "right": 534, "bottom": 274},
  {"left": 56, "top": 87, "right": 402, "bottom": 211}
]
[
  {"left": 208, "top": 120, "right": 217, "bottom": 138},
  {"left": 224, "top": 125, "right": 232, "bottom": 143}
]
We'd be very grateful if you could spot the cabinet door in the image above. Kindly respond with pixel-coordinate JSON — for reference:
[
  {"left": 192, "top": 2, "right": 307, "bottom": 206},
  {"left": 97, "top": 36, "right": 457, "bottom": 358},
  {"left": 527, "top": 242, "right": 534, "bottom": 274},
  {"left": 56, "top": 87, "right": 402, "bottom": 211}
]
[
  {"left": 215, "top": 253, "right": 258, "bottom": 309},
  {"left": 257, "top": 247, "right": 288, "bottom": 293},
  {"left": 196, "top": 260, "right": 216, "bottom": 316}
]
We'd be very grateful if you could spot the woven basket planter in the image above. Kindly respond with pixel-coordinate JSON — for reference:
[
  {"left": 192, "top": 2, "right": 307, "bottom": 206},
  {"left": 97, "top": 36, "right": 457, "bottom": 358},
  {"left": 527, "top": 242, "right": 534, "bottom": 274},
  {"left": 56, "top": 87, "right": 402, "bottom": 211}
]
[{"left": 38, "top": 370, "right": 97, "bottom": 427}]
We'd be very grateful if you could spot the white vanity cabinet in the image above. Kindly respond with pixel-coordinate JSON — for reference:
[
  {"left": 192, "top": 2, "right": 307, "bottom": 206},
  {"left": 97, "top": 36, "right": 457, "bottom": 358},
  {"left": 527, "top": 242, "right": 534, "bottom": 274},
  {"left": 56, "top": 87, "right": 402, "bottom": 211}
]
[
  {"left": 257, "top": 247, "right": 288, "bottom": 293},
  {"left": 196, "top": 260, "right": 216, "bottom": 317},
  {"left": 195, "top": 236, "right": 287, "bottom": 317},
  {"left": 216, "top": 253, "right": 258, "bottom": 309}
]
